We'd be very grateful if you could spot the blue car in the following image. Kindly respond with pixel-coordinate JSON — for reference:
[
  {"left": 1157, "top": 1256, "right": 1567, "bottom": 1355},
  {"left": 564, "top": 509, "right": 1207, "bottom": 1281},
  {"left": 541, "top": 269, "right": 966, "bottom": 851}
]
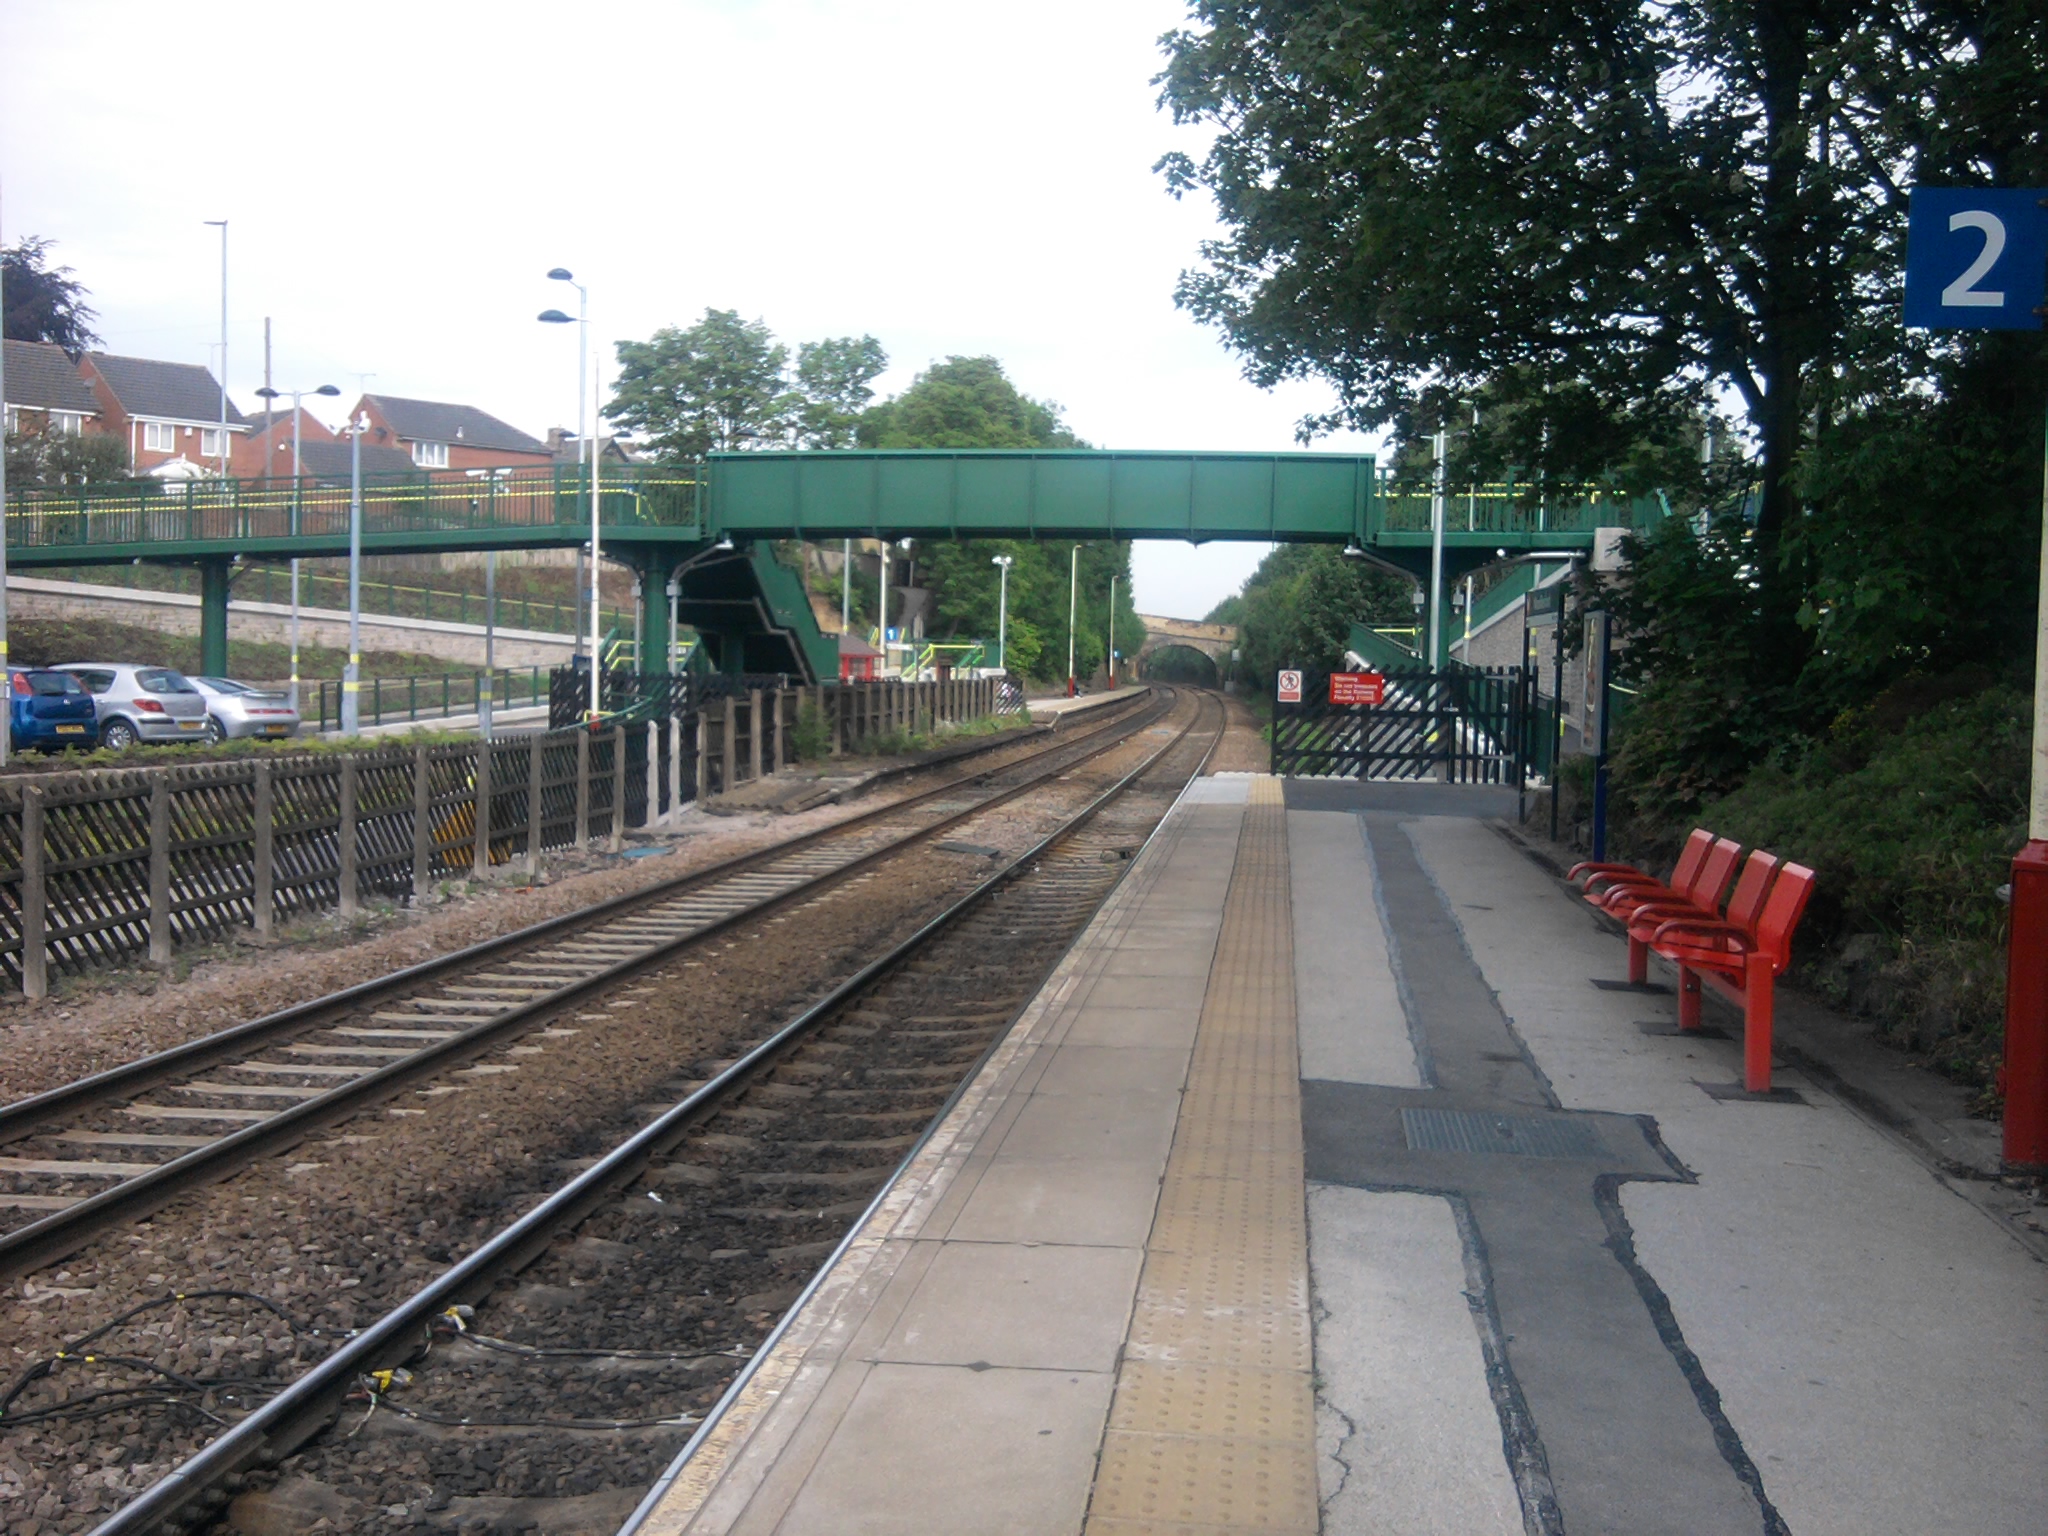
[{"left": 10, "top": 669, "right": 100, "bottom": 752}]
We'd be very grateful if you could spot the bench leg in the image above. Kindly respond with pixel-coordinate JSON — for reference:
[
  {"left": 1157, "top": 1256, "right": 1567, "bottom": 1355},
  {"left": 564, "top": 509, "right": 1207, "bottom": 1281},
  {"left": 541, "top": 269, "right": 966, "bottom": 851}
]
[
  {"left": 1677, "top": 964, "right": 1702, "bottom": 1032},
  {"left": 1744, "top": 955, "right": 1775, "bottom": 1093},
  {"left": 1628, "top": 933, "right": 1649, "bottom": 985}
]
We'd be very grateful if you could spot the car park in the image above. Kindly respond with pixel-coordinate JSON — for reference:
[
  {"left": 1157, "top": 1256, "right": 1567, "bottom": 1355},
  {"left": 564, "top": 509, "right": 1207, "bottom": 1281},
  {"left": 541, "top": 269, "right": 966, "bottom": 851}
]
[
  {"left": 54, "top": 663, "right": 212, "bottom": 749},
  {"left": 7, "top": 668, "right": 101, "bottom": 752},
  {"left": 191, "top": 676, "right": 301, "bottom": 742}
]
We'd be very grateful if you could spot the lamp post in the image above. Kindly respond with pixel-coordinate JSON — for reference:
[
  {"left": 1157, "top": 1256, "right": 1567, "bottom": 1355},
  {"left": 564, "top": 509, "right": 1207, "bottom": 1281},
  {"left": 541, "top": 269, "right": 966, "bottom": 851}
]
[
  {"left": 991, "top": 553, "right": 1013, "bottom": 672},
  {"left": 203, "top": 220, "right": 228, "bottom": 478},
  {"left": 1067, "top": 545, "right": 1079, "bottom": 696},
  {"left": 341, "top": 410, "right": 366, "bottom": 734},
  {"left": 1107, "top": 574, "right": 1117, "bottom": 687},
  {"left": 878, "top": 543, "right": 891, "bottom": 677},
  {"left": 539, "top": 268, "right": 599, "bottom": 723},
  {"left": 252, "top": 382, "right": 340, "bottom": 712},
  {"left": 1427, "top": 427, "right": 1447, "bottom": 669}
]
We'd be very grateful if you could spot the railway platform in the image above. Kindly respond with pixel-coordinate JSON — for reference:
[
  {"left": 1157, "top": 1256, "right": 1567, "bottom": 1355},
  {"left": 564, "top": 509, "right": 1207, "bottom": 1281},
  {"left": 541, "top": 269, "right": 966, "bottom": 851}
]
[{"left": 621, "top": 774, "right": 2048, "bottom": 1536}]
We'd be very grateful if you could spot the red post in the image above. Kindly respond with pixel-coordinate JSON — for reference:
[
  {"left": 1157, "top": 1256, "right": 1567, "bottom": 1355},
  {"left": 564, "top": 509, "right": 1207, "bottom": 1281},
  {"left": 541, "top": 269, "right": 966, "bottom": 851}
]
[
  {"left": 1627, "top": 933, "right": 1648, "bottom": 986},
  {"left": 2002, "top": 840, "right": 2048, "bottom": 1170},
  {"left": 1676, "top": 965, "right": 1701, "bottom": 1032},
  {"left": 1743, "top": 953, "right": 1775, "bottom": 1094}
]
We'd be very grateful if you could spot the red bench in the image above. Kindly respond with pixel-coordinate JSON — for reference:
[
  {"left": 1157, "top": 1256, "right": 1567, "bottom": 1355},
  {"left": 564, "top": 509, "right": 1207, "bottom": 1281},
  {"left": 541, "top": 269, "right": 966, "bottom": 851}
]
[
  {"left": 1639, "top": 861, "right": 1817, "bottom": 1093},
  {"left": 1574, "top": 833, "right": 1742, "bottom": 983},
  {"left": 1570, "top": 829, "right": 1712, "bottom": 907}
]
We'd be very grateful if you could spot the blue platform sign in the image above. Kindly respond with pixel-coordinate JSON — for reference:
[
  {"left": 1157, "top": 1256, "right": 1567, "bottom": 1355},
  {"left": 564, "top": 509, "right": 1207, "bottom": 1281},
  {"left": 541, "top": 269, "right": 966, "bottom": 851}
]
[{"left": 1903, "top": 188, "right": 2047, "bottom": 330}]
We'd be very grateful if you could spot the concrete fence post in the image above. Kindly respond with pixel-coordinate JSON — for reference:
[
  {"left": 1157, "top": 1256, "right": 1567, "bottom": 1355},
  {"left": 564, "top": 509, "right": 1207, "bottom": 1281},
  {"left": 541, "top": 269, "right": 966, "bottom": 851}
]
[
  {"left": 746, "top": 688, "right": 763, "bottom": 782},
  {"left": 575, "top": 727, "right": 591, "bottom": 845},
  {"left": 338, "top": 757, "right": 360, "bottom": 918},
  {"left": 473, "top": 738, "right": 493, "bottom": 879},
  {"left": 832, "top": 684, "right": 844, "bottom": 756},
  {"left": 412, "top": 746, "right": 433, "bottom": 897},
  {"left": 720, "top": 699, "right": 737, "bottom": 793},
  {"left": 20, "top": 786, "right": 47, "bottom": 1000},
  {"left": 526, "top": 733, "right": 544, "bottom": 872},
  {"left": 697, "top": 706, "right": 713, "bottom": 801},
  {"left": 773, "top": 688, "right": 789, "bottom": 773},
  {"left": 147, "top": 778, "right": 173, "bottom": 963},
  {"left": 251, "top": 765, "right": 274, "bottom": 940},
  {"left": 647, "top": 718, "right": 662, "bottom": 822},
  {"left": 610, "top": 724, "right": 627, "bottom": 851}
]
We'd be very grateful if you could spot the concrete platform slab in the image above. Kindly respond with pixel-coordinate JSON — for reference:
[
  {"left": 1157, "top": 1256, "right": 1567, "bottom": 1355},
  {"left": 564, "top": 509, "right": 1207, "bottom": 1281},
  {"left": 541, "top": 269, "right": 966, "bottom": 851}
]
[{"left": 625, "top": 777, "right": 2047, "bottom": 1536}]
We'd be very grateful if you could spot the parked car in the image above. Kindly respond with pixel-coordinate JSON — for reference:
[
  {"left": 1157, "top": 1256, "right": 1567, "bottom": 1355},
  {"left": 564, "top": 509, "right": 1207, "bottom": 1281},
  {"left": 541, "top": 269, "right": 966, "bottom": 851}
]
[
  {"left": 54, "top": 663, "right": 211, "bottom": 749},
  {"left": 191, "top": 677, "right": 301, "bottom": 742},
  {"left": 7, "top": 668, "right": 100, "bottom": 752}
]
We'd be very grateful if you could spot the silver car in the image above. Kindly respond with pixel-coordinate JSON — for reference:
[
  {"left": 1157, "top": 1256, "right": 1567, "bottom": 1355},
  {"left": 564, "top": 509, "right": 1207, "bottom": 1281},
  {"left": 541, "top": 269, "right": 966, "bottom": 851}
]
[
  {"left": 56, "top": 663, "right": 212, "bottom": 749},
  {"left": 191, "top": 677, "right": 301, "bottom": 742}
]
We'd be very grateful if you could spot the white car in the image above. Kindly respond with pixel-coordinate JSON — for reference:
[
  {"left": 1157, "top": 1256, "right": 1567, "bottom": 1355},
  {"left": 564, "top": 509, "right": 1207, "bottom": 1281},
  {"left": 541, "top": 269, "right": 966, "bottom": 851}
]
[{"left": 190, "top": 677, "right": 302, "bottom": 742}]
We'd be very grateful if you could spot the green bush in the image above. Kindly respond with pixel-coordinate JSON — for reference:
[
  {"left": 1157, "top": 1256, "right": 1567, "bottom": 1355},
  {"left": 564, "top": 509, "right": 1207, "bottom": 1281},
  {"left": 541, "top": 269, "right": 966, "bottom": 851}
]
[
  {"left": 1607, "top": 676, "right": 2025, "bottom": 1089},
  {"left": 790, "top": 703, "right": 832, "bottom": 763}
]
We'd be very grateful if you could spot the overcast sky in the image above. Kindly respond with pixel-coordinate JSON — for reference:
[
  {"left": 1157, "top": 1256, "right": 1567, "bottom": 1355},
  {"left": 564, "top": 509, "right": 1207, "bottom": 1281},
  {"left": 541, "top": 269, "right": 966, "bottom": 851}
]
[{"left": 0, "top": 0, "right": 1383, "bottom": 618}]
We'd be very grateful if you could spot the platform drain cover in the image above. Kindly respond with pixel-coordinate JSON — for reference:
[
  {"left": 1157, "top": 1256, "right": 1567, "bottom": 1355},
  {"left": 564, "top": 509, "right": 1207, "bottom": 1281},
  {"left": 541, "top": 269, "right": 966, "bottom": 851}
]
[{"left": 1401, "top": 1108, "right": 1605, "bottom": 1160}]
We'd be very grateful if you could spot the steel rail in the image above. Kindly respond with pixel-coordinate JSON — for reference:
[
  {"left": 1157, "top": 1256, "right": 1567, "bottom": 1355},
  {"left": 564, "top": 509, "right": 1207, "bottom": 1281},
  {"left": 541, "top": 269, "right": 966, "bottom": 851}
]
[
  {"left": 620, "top": 692, "right": 1224, "bottom": 1534},
  {"left": 0, "top": 690, "right": 1155, "bottom": 1145},
  {"left": 85, "top": 692, "right": 1222, "bottom": 1536},
  {"left": 0, "top": 690, "right": 1175, "bottom": 1279}
]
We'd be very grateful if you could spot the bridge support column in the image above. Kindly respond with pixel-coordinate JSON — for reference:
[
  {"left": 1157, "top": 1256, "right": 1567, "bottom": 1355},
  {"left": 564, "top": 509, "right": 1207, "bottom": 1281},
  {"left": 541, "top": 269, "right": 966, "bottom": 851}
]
[
  {"left": 198, "top": 559, "right": 232, "bottom": 677},
  {"left": 637, "top": 557, "right": 675, "bottom": 676}
]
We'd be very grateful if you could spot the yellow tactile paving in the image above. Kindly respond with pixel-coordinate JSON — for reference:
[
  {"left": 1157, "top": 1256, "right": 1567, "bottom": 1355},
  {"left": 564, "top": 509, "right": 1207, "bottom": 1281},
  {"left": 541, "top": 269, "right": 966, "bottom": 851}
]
[{"left": 1084, "top": 776, "right": 1318, "bottom": 1534}]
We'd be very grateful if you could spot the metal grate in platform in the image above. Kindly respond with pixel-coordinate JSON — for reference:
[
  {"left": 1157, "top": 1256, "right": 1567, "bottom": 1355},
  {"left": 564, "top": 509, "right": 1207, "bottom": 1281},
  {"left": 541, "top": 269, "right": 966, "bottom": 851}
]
[{"left": 1401, "top": 1107, "right": 1607, "bottom": 1160}]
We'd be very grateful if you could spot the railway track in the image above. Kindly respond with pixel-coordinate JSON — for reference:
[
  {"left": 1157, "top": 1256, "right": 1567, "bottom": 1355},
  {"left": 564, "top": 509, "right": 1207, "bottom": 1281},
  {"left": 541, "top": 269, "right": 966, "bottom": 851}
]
[
  {"left": 50, "top": 691, "right": 1224, "bottom": 1536},
  {"left": 0, "top": 690, "right": 1170, "bottom": 1279}
]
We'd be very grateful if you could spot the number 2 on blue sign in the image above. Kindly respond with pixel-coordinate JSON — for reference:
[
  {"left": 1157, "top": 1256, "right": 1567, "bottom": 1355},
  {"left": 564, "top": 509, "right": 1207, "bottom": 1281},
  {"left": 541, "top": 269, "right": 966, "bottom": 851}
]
[{"left": 1903, "top": 188, "right": 2048, "bottom": 331}]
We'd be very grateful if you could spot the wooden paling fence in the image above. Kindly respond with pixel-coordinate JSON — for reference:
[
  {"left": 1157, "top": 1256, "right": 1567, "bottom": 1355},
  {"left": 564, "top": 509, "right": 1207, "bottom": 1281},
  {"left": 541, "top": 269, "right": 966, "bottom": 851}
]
[{"left": 0, "top": 675, "right": 1004, "bottom": 998}]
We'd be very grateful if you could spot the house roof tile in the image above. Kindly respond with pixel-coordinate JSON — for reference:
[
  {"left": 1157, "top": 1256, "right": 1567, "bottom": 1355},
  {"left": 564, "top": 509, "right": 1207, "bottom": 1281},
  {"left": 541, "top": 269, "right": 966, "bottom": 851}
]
[
  {"left": 363, "top": 394, "right": 547, "bottom": 456},
  {"left": 87, "top": 352, "right": 246, "bottom": 425},
  {"left": 3, "top": 340, "right": 101, "bottom": 414}
]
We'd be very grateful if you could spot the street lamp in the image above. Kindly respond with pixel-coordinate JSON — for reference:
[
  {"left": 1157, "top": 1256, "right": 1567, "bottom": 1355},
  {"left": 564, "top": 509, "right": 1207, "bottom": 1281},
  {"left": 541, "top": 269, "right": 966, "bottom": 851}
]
[
  {"left": 253, "top": 382, "right": 340, "bottom": 711},
  {"left": 340, "top": 409, "right": 368, "bottom": 734},
  {"left": 1067, "top": 546, "right": 1079, "bottom": 696},
  {"left": 991, "top": 554, "right": 1013, "bottom": 673},
  {"left": 203, "top": 220, "right": 227, "bottom": 478},
  {"left": 539, "top": 267, "right": 600, "bottom": 723}
]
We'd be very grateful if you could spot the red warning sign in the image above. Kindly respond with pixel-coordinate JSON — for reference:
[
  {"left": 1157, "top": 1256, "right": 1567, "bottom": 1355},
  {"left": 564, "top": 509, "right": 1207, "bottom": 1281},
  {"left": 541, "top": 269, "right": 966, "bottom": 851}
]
[
  {"left": 1277, "top": 670, "right": 1303, "bottom": 704},
  {"left": 1329, "top": 671, "right": 1386, "bottom": 706}
]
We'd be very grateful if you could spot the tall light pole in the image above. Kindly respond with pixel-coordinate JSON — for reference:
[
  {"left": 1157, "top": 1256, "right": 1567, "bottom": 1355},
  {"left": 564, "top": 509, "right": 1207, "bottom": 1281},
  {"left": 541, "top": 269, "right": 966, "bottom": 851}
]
[
  {"left": 1107, "top": 574, "right": 1117, "bottom": 686},
  {"left": 878, "top": 543, "right": 891, "bottom": 677},
  {"left": 991, "top": 553, "right": 1013, "bottom": 672},
  {"left": 1067, "top": 545, "right": 1079, "bottom": 695},
  {"left": 1427, "top": 427, "right": 1447, "bottom": 670},
  {"left": 539, "top": 269, "right": 599, "bottom": 722},
  {"left": 203, "top": 220, "right": 228, "bottom": 477},
  {"left": 253, "top": 382, "right": 340, "bottom": 712},
  {"left": 341, "top": 409, "right": 366, "bottom": 734},
  {"left": 842, "top": 538, "right": 852, "bottom": 634}
]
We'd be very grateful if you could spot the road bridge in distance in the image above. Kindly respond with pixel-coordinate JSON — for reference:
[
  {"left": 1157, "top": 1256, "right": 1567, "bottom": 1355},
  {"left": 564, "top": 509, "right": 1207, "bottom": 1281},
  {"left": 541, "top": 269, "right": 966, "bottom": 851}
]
[{"left": 3, "top": 451, "right": 1662, "bottom": 678}]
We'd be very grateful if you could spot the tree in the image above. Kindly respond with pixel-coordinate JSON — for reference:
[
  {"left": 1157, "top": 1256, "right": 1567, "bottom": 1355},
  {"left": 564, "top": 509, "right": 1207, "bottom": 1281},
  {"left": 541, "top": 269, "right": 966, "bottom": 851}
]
[
  {"left": 852, "top": 357, "right": 1134, "bottom": 681},
  {"left": 5, "top": 428, "right": 127, "bottom": 488},
  {"left": 1221, "top": 544, "right": 1412, "bottom": 692},
  {"left": 607, "top": 309, "right": 790, "bottom": 461},
  {"left": 2, "top": 237, "right": 101, "bottom": 355},
  {"left": 1154, "top": 3, "right": 2046, "bottom": 561},
  {"left": 793, "top": 336, "right": 888, "bottom": 448},
  {"left": 860, "top": 356, "right": 1083, "bottom": 450}
]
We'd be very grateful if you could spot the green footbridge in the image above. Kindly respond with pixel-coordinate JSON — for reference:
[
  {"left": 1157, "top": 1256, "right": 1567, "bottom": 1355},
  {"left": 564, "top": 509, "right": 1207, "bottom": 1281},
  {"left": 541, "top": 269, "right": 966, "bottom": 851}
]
[{"left": 2, "top": 450, "right": 1664, "bottom": 680}]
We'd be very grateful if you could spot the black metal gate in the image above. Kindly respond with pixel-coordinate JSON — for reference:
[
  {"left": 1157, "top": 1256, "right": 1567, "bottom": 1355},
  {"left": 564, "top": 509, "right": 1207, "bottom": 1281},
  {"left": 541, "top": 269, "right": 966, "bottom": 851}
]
[{"left": 1270, "top": 664, "right": 1530, "bottom": 783}]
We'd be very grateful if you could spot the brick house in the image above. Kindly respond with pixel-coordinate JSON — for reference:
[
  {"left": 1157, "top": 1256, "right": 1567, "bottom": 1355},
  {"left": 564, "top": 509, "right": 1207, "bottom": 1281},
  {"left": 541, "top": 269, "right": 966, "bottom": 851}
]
[
  {"left": 350, "top": 394, "right": 553, "bottom": 474},
  {"left": 232, "top": 406, "right": 338, "bottom": 478},
  {"left": 2, "top": 339, "right": 104, "bottom": 441},
  {"left": 77, "top": 352, "right": 247, "bottom": 475}
]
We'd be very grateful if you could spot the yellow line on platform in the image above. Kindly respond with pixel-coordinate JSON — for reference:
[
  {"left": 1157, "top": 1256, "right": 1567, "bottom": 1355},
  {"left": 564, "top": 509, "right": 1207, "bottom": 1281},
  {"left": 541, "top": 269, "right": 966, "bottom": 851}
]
[{"left": 1084, "top": 776, "right": 1318, "bottom": 1535}]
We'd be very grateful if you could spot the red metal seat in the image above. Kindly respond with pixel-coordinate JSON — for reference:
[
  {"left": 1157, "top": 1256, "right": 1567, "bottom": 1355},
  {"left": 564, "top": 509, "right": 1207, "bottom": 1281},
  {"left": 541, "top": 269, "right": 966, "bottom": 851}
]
[
  {"left": 1571, "top": 828, "right": 1712, "bottom": 906},
  {"left": 1646, "top": 862, "right": 1817, "bottom": 1092},
  {"left": 1599, "top": 837, "right": 1741, "bottom": 983},
  {"left": 1627, "top": 848, "right": 1779, "bottom": 990}
]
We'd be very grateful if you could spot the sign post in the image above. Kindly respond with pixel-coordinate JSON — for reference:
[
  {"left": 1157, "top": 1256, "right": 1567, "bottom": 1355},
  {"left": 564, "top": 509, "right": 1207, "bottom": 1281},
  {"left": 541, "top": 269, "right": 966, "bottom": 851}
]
[
  {"left": 1582, "top": 609, "right": 1612, "bottom": 860},
  {"left": 1905, "top": 186, "right": 2048, "bottom": 1170}
]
